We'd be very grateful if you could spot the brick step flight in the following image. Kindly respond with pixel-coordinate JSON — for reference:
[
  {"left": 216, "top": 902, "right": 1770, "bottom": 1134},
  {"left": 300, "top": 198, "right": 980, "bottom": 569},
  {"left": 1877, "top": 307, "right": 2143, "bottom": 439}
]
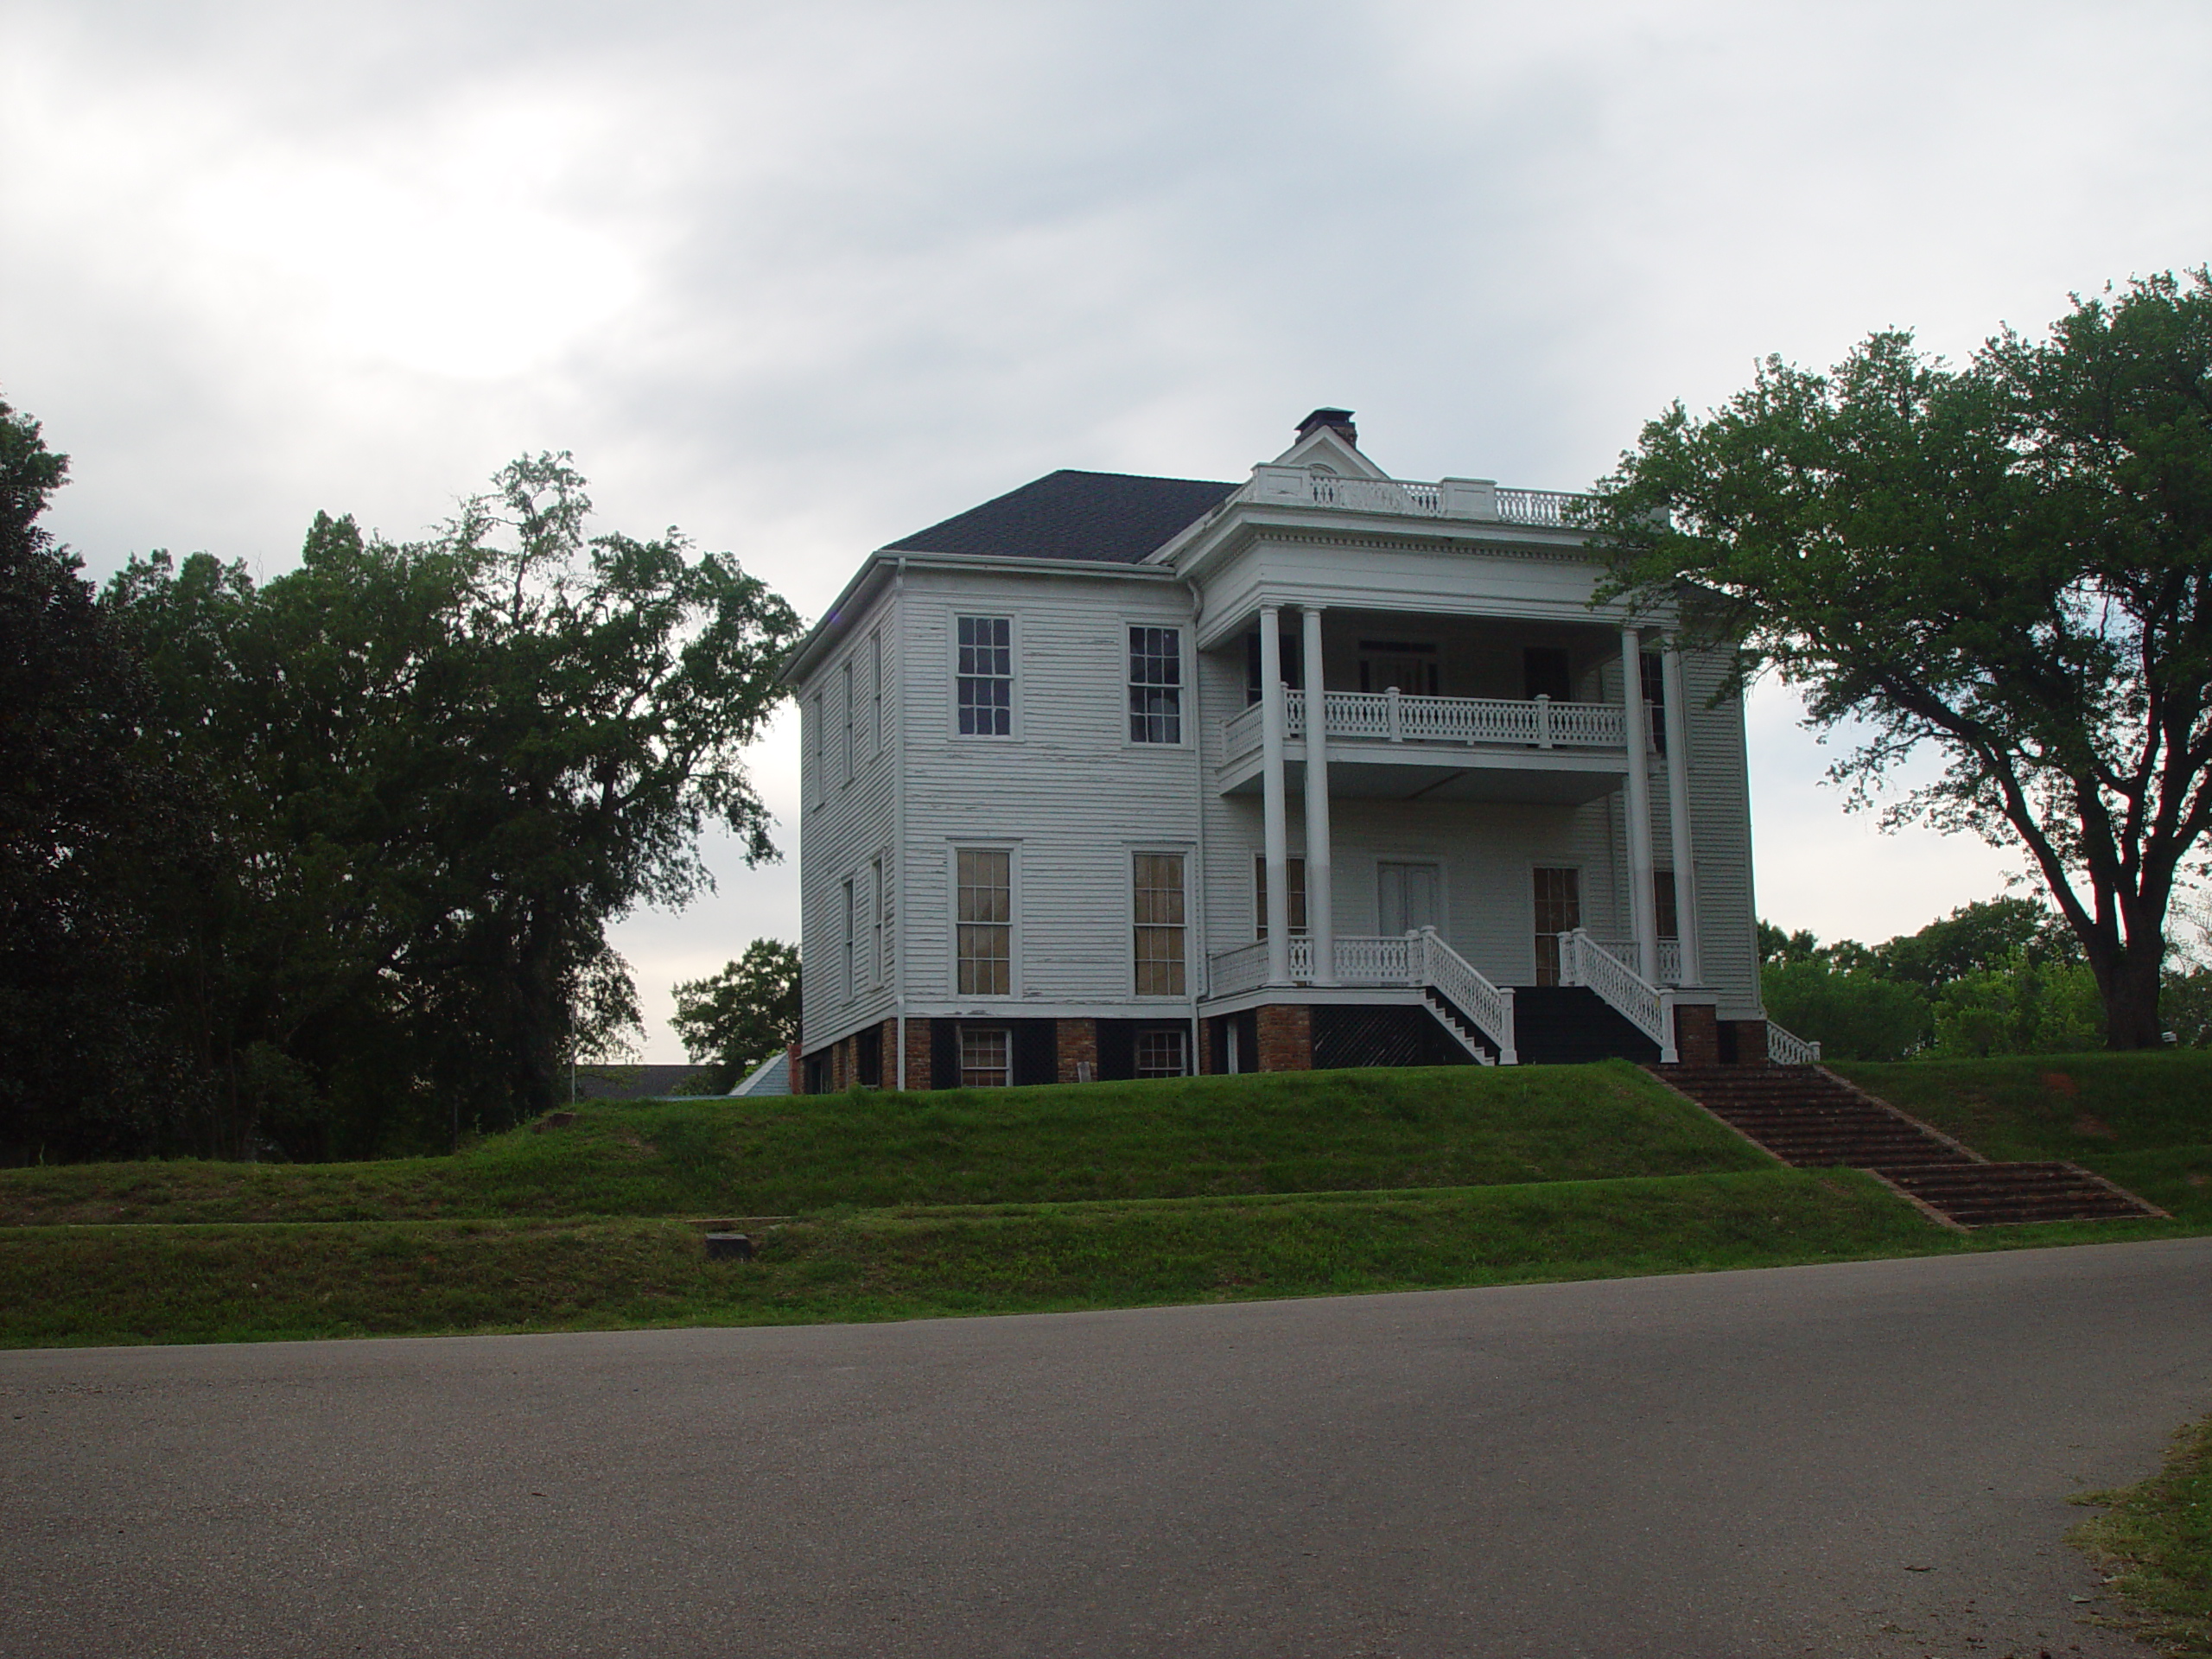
[{"left": 1653, "top": 1064, "right": 2162, "bottom": 1230}]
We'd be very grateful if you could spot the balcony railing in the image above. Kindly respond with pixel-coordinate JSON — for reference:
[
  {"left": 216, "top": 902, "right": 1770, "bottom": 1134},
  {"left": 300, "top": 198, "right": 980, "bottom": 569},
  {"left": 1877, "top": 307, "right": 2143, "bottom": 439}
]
[
  {"left": 1247, "top": 466, "right": 1588, "bottom": 527},
  {"left": 1224, "top": 690, "right": 1628, "bottom": 764}
]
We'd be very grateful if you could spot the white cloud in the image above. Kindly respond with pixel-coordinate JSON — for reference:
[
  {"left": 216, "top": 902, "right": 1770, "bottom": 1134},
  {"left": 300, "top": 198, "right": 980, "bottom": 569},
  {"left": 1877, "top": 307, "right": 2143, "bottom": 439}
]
[{"left": 3, "top": 0, "right": 2207, "bottom": 1054}]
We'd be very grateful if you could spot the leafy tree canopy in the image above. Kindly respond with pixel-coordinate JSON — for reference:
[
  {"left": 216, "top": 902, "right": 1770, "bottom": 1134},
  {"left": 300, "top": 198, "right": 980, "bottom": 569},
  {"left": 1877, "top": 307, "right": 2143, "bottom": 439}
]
[
  {"left": 0, "top": 399, "right": 205, "bottom": 1161},
  {"left": 1592, "top": 272, "right": 2212, "bottom": 1047},
  {"left": 671, "top": 938, "right": 802, "bottom": 1093},
  {"left": 105, "top": 454, "right": 802, "bottom": 1156}
]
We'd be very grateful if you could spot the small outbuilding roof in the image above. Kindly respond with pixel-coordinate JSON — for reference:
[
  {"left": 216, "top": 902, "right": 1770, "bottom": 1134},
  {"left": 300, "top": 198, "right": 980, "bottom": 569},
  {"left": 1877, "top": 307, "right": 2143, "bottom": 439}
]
[{"left": 885, "top": 468, "right": 1236, "bottom": 566}]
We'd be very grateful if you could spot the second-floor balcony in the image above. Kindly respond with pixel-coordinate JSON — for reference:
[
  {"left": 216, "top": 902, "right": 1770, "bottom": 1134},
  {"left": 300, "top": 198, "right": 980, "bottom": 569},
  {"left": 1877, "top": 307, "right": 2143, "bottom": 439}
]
[{"left": 1220, "top": 688, "right": 1634, "bottom": 804}]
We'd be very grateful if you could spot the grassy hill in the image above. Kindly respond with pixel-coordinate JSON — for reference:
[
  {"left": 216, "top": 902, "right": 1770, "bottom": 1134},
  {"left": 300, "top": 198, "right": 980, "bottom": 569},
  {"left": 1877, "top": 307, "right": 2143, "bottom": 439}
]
[
  {"left": 1831, "top": 1052, "right": 2212, "bottom": 1228},
  {"left": 4, "top": 1054, "right": 2208, "bottom": 1349},
  {"left": 0, "top": 1062, "right": 1768, "bottom": 1225}
]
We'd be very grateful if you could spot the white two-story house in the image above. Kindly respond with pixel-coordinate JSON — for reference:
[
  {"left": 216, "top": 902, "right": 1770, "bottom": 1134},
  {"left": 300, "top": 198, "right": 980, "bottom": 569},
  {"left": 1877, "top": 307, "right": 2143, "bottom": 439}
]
[{"left": 783, "top": 410, "right": 1795, "bottom": 1092}]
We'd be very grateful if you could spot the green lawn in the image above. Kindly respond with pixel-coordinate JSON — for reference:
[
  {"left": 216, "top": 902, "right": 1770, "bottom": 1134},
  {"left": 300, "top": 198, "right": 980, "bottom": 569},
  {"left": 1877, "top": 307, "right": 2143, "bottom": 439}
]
[
  {"left": 0, "top": 1062, "right": 1769, "bottom": 1225},
  {"left": 0, "top": 1168, "right": 1948, "bottom": 1348},
  {"left": 5, "top": 1054, "right": 2208, "bottom": 1349},
  {"left": 1832, "top": 1052, "right": 2212, "bottom": 1227}
]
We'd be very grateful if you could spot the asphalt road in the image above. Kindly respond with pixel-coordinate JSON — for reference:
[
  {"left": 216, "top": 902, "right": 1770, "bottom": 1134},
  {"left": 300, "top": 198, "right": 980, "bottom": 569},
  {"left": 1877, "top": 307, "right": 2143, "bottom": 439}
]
[{"left": 5, "top": 1240, "right": 2211, "bottom": 1658}]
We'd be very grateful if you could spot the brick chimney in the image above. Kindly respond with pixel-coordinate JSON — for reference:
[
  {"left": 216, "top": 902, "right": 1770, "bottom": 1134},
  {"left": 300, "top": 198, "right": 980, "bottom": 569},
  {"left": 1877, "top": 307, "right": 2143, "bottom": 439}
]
[{"left": 1295, "top": 407, "right": 1358, "bottom": 447}]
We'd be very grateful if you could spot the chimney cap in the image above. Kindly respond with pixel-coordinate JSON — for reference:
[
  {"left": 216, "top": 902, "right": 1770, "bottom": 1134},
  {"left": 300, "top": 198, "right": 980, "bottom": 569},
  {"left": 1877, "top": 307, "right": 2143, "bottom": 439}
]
[{"left": 1295, "top": 407, "right": 1358, "bottom": 446}]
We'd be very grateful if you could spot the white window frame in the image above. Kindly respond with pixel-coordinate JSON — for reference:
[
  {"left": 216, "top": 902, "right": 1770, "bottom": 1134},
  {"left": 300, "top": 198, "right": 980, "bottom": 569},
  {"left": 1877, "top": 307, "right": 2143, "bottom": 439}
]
[
  {"left": 958, "top": 1026, "right": 1013, "bottom": 1090},
  {"left": 951, "top": 842, "right": 1018, "bottom": 999},
  {"left": 870, "top": 628, "right": 885, "bottom": 758},
  {"left": 1124, "top": 621, "right": 1187, "bottom": 747},
  {"left": 1134, "top": 1027, "right": 1189, "bottom": 1078},
  {"left": 842, "top": 875, "right": 857, "bottom": 1003},
  {"left": 841, "top": 660, "right": 855, "bottom": 784},
  {"left": 1131, "top": 847, "right": 1192, "bottom": 999},
  {"left": 871, "top": 854, "right": 888, "bottom": 987},
  {"left": 810, "top": 693, "right": 827, "bottom": 805},
  {"left": 952, "top": 613, "right": 1015, "bottom": 739}
]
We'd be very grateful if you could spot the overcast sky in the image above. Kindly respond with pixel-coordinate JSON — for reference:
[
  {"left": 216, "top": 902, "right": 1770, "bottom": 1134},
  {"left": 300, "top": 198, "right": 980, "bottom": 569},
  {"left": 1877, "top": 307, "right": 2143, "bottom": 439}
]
[{"left": 5, "top": 0, "right": 2209, "bottom": 1060}]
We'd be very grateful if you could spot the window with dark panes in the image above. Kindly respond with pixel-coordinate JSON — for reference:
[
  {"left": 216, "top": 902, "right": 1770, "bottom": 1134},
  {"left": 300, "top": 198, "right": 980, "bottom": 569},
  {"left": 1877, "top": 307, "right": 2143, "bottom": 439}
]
[
  {"left": 1128, "top": 626, "right": 1182, "bottom": 742},
  {"left": 957, "top": 849, "right": 1011, "bottom": 995},
  {"left": 1640, "top": 651, "right": 1667, "bottom": 754},
  {"left": 957, "top": 616, "right": 1012, "bottom": 735},
  {"left": 1135, "top": 1027, "right": 1188, "bottom": 1078},
  {"left": 959, "top": 1027, "right": 1011, "bottom": 1089}
]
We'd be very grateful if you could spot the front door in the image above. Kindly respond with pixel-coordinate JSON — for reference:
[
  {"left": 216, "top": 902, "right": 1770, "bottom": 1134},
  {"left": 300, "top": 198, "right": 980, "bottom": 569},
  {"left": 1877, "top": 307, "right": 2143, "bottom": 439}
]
[
  {"left": 1532, "top": 866, "right": 1581, "bottom": 986},
  {"left": 1378, "top": 861, "right": 1443, "bottom": 937}
]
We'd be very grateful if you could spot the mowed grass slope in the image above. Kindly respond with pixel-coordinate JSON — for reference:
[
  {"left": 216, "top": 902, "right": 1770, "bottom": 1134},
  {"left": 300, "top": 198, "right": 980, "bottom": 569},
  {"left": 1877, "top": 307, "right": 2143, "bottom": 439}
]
[
  {"left": 10, "top": 1054, "right": 2206, "bottom": 1349},
  {"left": 1832, "top": 1052, "right": 2212, "bottom": 1228},
  {"left": 0, "top": 1169, "right": 1934, "bottom": 1348},
  {"left": 0, "top": 1062, "right": 1770, "bottom": 1225}
]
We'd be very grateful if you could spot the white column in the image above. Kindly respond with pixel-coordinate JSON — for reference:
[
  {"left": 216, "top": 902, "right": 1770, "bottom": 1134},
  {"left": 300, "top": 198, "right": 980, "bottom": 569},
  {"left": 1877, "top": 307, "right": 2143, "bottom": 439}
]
[
  {"left": 1260, "top": 607, "right": 1292, "bottom": 986},
  {"left": 1620, "top": 626, "right": 1659, "bottom": 983},
  {"left": 1661, "top": 632, "right": 1702, "bottom": 987},
  {"left": 1301, "top": 606, "right": 1335, "bottom": 986}
]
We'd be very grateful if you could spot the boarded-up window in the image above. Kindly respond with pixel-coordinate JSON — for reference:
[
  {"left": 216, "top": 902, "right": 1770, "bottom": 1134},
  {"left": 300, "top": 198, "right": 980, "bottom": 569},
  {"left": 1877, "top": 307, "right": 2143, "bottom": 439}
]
[
  {"left": 1134, "top": 853, "right": 1186, "bottom": 996},
  {"left": 1532, "top": 866, "right": 1581, "bottom": 986},
  {"left": 957, "top": 849, "right": 1011, "bottom": 995}
]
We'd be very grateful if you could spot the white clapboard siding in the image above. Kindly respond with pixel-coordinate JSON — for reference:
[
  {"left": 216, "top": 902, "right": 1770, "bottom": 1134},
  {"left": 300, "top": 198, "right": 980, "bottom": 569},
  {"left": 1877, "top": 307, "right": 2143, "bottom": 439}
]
[
  {"left": 797, "top": 588, "right": 901, "bottom": 1047},
  {"left": 891, "top": 567, "right": 1203, "bottom": 1017}
]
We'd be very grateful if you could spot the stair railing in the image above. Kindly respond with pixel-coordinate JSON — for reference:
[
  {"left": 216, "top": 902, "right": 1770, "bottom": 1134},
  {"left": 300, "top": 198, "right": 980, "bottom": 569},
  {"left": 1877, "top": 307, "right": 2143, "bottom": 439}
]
[
  {"left": 1416, "top": 928, "right": 1516, "bottom": 1065},
  {"left": 1765, "top": 1020, "right": 1821, "bottom": 1066},
  {"left": 1557, "top": 930, "right": 1680, "bottom": 1064}
]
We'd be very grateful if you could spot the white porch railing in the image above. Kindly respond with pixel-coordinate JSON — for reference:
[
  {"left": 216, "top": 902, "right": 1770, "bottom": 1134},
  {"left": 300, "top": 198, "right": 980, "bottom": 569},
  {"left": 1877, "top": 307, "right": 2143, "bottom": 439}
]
[
  {"left": 1306, "top": 475, "right": 1446, "bottom": 514},
  {"left": 1766, "top": 1021, "right": 1822, "bottom": 1065},
  {"left": 1224, "top": 690, "right": 1628, "bottom": 764},
  {"left": 1248, "top": 466, "right": 1587, "bottom": 528},
  {"left": 1557, "top": 929, "right": 1679, "bottom": 1064},
  {"left": 1592, "top": 938, "right": 1684, "bottom": 987},
  {"left": 1493, "top": 487, "right": 1582, "bottom": 527},
  {"left": 1205, "top": 930, "right": 1516, "bottom": 1063},
  {"left": 1417, "top": 929, "right": 1516, "bottom": 1065}
]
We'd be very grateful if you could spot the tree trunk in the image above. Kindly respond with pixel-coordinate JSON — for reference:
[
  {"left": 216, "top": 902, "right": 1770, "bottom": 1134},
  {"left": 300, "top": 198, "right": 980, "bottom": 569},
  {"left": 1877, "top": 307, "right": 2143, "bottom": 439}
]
[{"left": 2103, "top": 950, "right": 2166, "bottom": 1049}]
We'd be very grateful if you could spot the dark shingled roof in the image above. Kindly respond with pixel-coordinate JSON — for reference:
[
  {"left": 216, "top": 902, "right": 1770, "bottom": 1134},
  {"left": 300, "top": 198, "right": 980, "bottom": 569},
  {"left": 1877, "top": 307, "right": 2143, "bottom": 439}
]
[{"left": 886, "top": 468, "right": 1238, "bottom": 565}]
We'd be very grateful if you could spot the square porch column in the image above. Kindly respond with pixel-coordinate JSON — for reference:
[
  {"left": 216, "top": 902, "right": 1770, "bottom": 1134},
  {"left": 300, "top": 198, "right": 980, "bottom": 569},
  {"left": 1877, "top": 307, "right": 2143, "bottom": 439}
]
[{"left": 1660, "top": 632, "right": 1703, "bottom": 987}]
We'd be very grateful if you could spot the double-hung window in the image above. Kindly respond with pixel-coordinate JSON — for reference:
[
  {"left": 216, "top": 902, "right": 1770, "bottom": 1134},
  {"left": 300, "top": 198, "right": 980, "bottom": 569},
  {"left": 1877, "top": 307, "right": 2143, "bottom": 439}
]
[
  {"left": 872, "top": 855, "right": 888, "bottom": 985},
  {"left": 1128, "top": 626, "right": 1182, "bottom": 743},
  {"left": 956, "top": 849, "right": 1011, "bottom": 995},
  {"left": 842, "top": 877, "right": 857, "bottom": 1001},
  {"left": 1133, "top": 853, "right": 1186, "bottom": 995},
  {"left": 957, "top": 616, "right": 1012, "bottom": 735},
  {"left": 870, "top": 630, "right": 885, "bottom": 757},
  {"left": 841, "top": 661, "right": 855, "bottom": 781},
  {"left": 959, "top": 1027, "right": 1012, "bottom": 1089}
]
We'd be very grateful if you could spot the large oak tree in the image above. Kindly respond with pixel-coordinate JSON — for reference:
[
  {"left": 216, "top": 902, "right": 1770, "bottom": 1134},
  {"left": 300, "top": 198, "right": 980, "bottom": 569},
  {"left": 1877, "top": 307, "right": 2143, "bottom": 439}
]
[
  {"left": 1587, "top": 271, "right": 2212, "bottom": 1048},
  {"left": 108, "top": 455, "right": 802, "bottom": 1153}
]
